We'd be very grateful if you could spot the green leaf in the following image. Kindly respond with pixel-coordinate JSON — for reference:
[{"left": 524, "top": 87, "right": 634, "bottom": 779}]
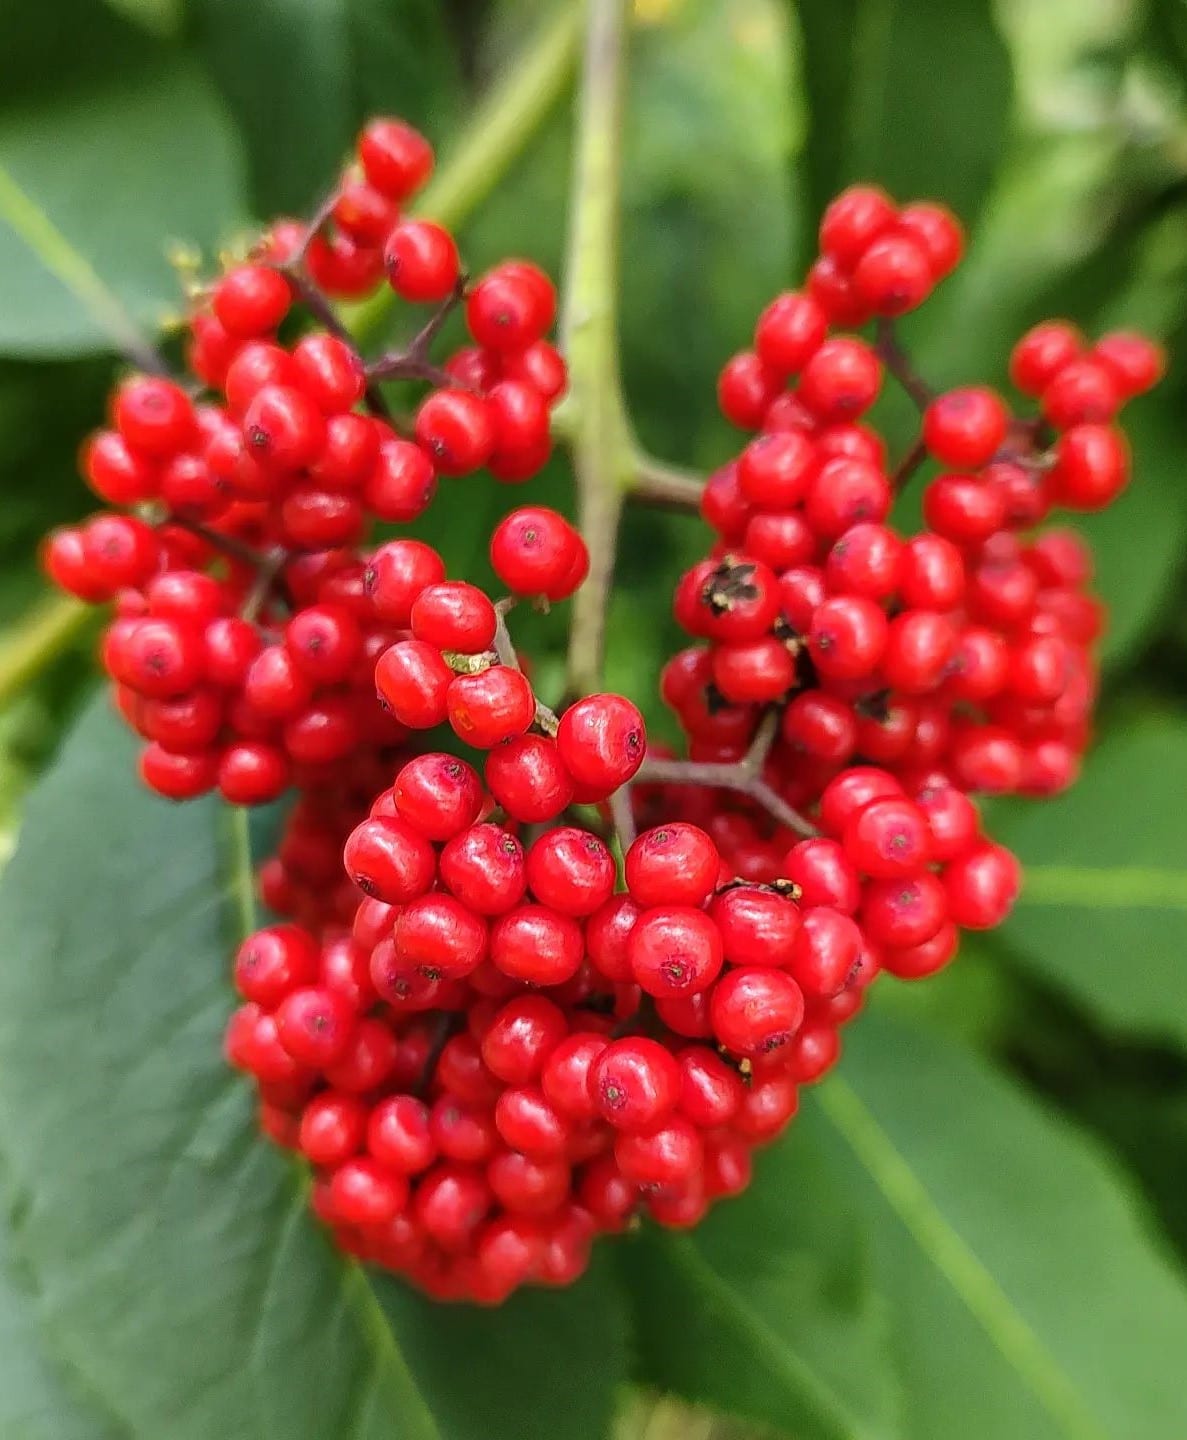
[
  {"left": 188, "top": 0, "right": 356, "bottom": 216},
  {"left": 794, "top": 0, "right": 1014, "bottom": 233},
  {"left": 190, "top": 0, "right": 462, "bottom": 216},
  {"left": 805, "top": 1013, "right": 1187, "bottom": 1439},
  {"left": 0, "top": 1220, "right": 123, "bottom": 1440},
  {"left": 0, "top": 31, "right": 246, "bottom": 357},
  {"left": 0, "top": 697, "right": 629, "bottom": 1440},
  {"left": 623, "top": 1132, "right": 900, "bottom": 1440},
  {"left": 993, "top": 719, "right": 1187, "bottom": 1046}
]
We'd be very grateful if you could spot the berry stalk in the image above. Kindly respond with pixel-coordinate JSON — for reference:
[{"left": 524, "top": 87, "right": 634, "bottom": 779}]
[{"left": 557, "top": 0, "right": 634, "bottom": 699}]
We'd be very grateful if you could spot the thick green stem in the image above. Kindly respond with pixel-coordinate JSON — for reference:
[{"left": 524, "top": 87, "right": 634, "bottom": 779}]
[
  {"left": 0, "top": 595, "right": 95, "bottom": 710},
  {"left": 560, "top": 0, "right": 634, "bottom": 698},
  {"left": 347, "top": 3, "right": 583, "bottom": 348}
]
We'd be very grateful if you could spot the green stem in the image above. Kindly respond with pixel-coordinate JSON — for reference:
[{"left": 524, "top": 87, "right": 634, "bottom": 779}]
[
  {"left": 0, "top": 595, "right": 95, "bottom": 710},
  {"left": 560, "top": 0, "right": 634, "bottom": 698},
  {"left": 627, "top": 450, "right": 705, "bottom": 510},
  {"left": 3, "top": 7, "right": 582, "bottom": 710},
  {"left": 346, "top": 3, "right": 584, "bottom": 348}
]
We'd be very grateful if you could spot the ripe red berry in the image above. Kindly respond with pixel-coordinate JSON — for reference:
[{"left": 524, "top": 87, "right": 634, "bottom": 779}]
[
  {"left": 629, "top": 906, "right": 725, "bottom": 997},
  {"left": 212, "top": 264, "right": 291, "bottom": 338},
  {"left": 384, "top": 220, "right": 460, "bottom": 303},
  {"left": 489, "top": 905, "right": 584, "bottom": 985},
  {"left": 710, "top": 968, "right": 805, "bottom": 1058},
  {"left": 343, "top": 816, "right": 436, "bottom": 902},
  {"left": 819, "top": 185, "right": 897, "bottom": 266},
  {"left": 414, "top": 390, "right": 494, "bottom": 476},
  {"left": 708, "top": 885, "right": 801, "bottom": 968},
  {"left": 851, "top": 232, "right": 932, "bottom": 315},
  {"left": 555, "top": 694, "right": 646, "bottom": 796},
  {"left": 590, "top": 1038, "right": 680, "bottom": 1131},
  {"left": 485, "top": 733, "right": 574, "bottom": 823},
  {"left": 358, "top": 118, "right": 434, "bottom": 200},
  {"left": 525, "top": 827, "right": 615, "bottom": 917},
  {"left": 923, "top": 387, "right": 1009, "bottom": 468},
  {"left": 466, "top": 263, "right": 555, "bottom": 351},
  {"left": 490, "top": 507, "right": 586, "bottom": 600},
  {"left": 392, "top": 752, "right": 484, "bottom": 841},
  {"left": 275, "top": 985, "right": 356, "bottom": 1066},
  {"left": 625, "top": 824, "right": 720, "bottom": 908},
  {"left": 942, "top": 843, "right": 1021, "bottom": 929},
  {"left": 797, "top": 338, "right": 881, "bottom": 422},
  {"left": 393, "top": 894, "right": 487, "bottom": 980},
  {"left": 447, "top": 665, "right": 536, "bottom": 748}
]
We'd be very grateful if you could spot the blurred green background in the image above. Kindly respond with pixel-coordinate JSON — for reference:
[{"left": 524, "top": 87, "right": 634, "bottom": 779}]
[{"left": 2, "top": 0, "right": 1187, "bottom": 1437}]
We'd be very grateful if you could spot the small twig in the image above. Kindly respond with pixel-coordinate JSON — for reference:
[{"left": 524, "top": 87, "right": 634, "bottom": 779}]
[
  {"left": 627, "top": 452, "right": 705, "bottom": 511},
  {"left": 635, "top": 709, "right": 818, "bottom": 838},
  {"left": 874, "top": 318, "right": 935, "bottom": 411},
  {"left": 492, "top": 602, "right": 520, "bottom": 670},
  {"left": 242, "top": 545, "right": 289, "bottom": 623},
  {"left": 291, "top": 189, "right": 340, "bottom": 270},
  {"left": 170, "top": 517, "right": 275, "bottom": 573},
  {"left": 285, "top": 272, "right": 393, "bottom": 420},
  {"left": 892, "top": 436, "right": 927, "bottom": 490},
  {"left": 412, "top": 1012, "right": 464, "bottom": 1101},
  {"left": 608, "top": 783, "right": 637, "bottom": 850},
  {"left": 365, "top": 278, "right": 469, "bottom": 391}
]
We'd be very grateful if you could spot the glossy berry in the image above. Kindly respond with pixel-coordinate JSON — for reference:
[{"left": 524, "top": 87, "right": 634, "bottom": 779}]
[
  {"left": 384, "top": 220, "right": 460, "bottom": 303},
  {"left": 590, "top": 1038, "right": 680, "bottom": 1130}
]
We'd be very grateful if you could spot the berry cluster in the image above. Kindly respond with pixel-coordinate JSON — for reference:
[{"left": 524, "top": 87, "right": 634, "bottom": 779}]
[
  {"left": 41, "top": 148, "right": 1161, "bottom": 1306},
  {"left": 43, "top": 118, "right": 567, "bottom": 807}
]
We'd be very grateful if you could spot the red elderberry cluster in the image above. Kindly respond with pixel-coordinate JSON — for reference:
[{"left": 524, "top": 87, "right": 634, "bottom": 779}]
[
  {"left": 43, "top": 117, "right": 568, "bottom": 808},
  {"left": 42, "top": 155, "right": 1162, "bottom": 1306}
]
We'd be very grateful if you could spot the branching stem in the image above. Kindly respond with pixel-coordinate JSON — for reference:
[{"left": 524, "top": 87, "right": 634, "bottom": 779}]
[
  {"left": 874, "top": 318, "right": 935, "bottom": 411},
  {"left": 634, "top": 709, "right": 818, "bottom": 838}
]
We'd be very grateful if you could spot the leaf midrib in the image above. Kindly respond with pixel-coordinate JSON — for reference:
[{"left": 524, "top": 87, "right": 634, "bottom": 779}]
[
  {"left": 219, "top": 811, "right": 444, "bottom": 1440},
  {"left": 816, "top": 1077, "right": 1109, "bottom": 1440},
  {"left": 664, "top": 1233, "right": 886, "bottom": 1440}
]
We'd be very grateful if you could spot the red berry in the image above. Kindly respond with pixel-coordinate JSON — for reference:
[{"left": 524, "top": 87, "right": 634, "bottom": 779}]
[
  {"left": 489, "top": 905, "right": 583, "bottom": 985},
  {"left": 590, "top": 1038, "right": 680, "bottom": 1131},
  {"left": 525, "top": 827, "right": 615, "bottom": 917},
  {"left": 820, "top": 185, "right": 897, "bottom": 266},
  {"left": 466, "top": 264, "right": 555, "bottom": 351},
  {"left": 629, "top": 906, "right": 725, "bottom": 998},
  {"left": 943, "top": 843, "right": 1021, "bottom": 929},
  {"left": 343, "top": 816, "right": 435, "bottom": 902},
  {"left": 358, "top": 119, "right": 434, "bottom": 200},
  {"left": 490, "top": 507, "right": 585, "bottom": 600},
  {"left": 1010, "top": 321, "right": 1082, "bottom": 395},
  {"left": 851, "top": 232, "right": 933, "bottom": 315},
  {"left": 625, "top": 824, "right": 720, "bottom": 907},
  {"left": 485, "top": 733, "right": 574, "bottom": 823},
  {"left": 923, "top": 387, "right": 1008, "bottom": 468},
  {"left": 415, "top": 390, "right": 494, "bottom": 476},
  {"left": 275, "top": 985, "right": 356, "bottom": 1066},
  {"left": 710, "top": 967, "right": 804, "bottom": 1058},
  {"left": 797, "top": 338, "right": 881, "bottom": 422},
  {"left": 555, "top": 694, "right": 646, "bottom": 795},
  {"left": 384, "top": 220, "right": 460, "bottom": 303},
  {"left": 213, "top": 264, "right": 291, "bottom": 338},
  {"left": 447, "top": 665, "right": 536, "bottom": 748},
  {"left": 708, "top": 884, "right": 801, "bottom": 968}
]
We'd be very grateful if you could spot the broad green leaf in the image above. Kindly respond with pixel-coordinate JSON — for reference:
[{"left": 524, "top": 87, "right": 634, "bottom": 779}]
[
  {"left": 0, "top": 34, "right": 246, "bottom": 356},
  {"left": 190, "top": 0, "right": 463, "bottom": 216},
  {"left": 994, "top": 720, "right": 1187, "bottom": 1045},
  {"left": 793, "top": 0, "right": 1014, "bottom": 234},
  {"left": 0, "top": 1220, "right": 124, "bottom": 1440},
  {"left": 805, "top": 1014, "right": 1187, "bottom": 1439},
  {"left": 623, "top": 1131, "right": 900, "bottom": 1440},
  {"left": 189, "top": 0, "right": 357, "bottom": 216},
  {"left": 0, "top": 697, "right": 629, "bottom": 1440}
]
